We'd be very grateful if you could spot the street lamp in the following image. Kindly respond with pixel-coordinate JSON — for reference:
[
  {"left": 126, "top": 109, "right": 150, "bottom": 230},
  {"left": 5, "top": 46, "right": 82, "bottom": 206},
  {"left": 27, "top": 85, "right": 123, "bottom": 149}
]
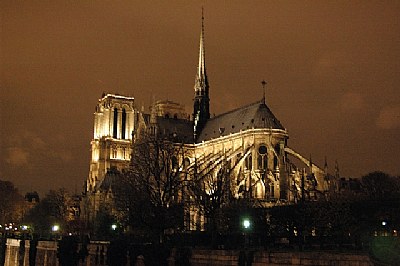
[
  {"left": 52, "top": 225, "right": 60, "bottom": 232},
  {"left": 242, "top": 217, "right": 252, "bottom": 249},
  {"left": 242, "top": 218, "right": 251, "bottom": 230},
  {"left": 111, "top": 224, "right": 117, "bottom": 231}
]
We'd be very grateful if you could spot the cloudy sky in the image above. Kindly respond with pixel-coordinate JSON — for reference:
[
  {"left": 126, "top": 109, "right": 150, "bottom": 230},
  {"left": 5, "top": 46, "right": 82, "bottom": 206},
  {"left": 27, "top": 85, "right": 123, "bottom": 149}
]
[{"left": 1, "top": 1, "right": 399, "bottom": 195}]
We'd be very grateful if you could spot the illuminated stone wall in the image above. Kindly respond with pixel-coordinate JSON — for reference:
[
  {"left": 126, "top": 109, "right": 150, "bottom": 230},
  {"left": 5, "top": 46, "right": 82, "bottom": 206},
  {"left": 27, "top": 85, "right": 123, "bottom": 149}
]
[
  {"left": 87, "top": 93, "right": 136, "bottom": 192},
  {"left": 191, "top": 128, "right": 289, "bottom": 201}
]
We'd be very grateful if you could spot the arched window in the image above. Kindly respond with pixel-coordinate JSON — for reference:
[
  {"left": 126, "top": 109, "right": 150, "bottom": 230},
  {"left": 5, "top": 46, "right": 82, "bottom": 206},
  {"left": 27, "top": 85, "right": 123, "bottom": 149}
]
[
  {"left": 121, "top": 109, "right": 126, "bottom": 139},
  {"left": 274, "top": 156, "right": 279, "bottom": 169},
  {"left": 269, "top": 183, "right": 275, "bottom": 198},
  {"left": 113, "top": 108, "right": 118, "bottom": 138},
  {"left": 112, "top": 147, "right": 117, "bottom": 159},
  {"left": 258, "top": 145, "right": 268, "bottom": 170}
]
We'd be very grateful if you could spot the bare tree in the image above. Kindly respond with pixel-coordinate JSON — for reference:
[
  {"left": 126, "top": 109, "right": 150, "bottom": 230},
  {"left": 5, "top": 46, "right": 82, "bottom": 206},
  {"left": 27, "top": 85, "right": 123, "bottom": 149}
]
[
  {"left": 24, "top": 188, "right": 75, "bottom": 236},
  {"left": 0, "top": 180, "right": 24, "bottom": 225},
  {"left": 186, "top": 150, "right": 243, "bottom": 234},
  {"left": 117, "top": 134, "right": 188, "bottom": 242}
]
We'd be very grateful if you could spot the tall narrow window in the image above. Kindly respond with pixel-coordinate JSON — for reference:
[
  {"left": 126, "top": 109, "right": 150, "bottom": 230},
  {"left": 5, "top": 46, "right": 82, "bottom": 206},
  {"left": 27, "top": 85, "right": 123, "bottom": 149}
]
[
  {"left": 113, "top": 108, "right": 118, "bottom": 138},
  {"left": 270, "top": 183, "right": 275, "bottom": 198},
  {"left": 274, "top": 156, "right": 278, "bottom": 169},
  {"left": 258, "top": 145, "right": 268, "bottom": 170},
  {"left": 121, "top": 109, "right": 126, "bottom": 139}
]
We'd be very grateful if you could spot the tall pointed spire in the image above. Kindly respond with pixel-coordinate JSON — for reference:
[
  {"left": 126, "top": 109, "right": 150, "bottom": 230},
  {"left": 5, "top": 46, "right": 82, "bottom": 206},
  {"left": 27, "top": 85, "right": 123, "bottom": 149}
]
[
  {"left": 197, "top": 8, "right": 207, "bottom": 82},
  {"left": 193, "top": 7, "right": 210, "bottom": 138}
]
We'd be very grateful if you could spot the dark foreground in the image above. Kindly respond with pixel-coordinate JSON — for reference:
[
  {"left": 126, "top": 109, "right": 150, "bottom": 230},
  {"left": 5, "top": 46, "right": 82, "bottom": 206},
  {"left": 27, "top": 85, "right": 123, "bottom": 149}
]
[{"left": 1, "top": 235, "right": 399, "bottom": 265}]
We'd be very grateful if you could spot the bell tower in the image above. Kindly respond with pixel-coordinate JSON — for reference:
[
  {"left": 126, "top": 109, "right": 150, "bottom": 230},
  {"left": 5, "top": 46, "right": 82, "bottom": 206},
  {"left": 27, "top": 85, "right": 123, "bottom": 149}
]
[
  {"left": 87, "top": 93, "right": 136, "bottom": 192},
  {"left": 193, "top": 8, "right": 210, "bottom": 138}
]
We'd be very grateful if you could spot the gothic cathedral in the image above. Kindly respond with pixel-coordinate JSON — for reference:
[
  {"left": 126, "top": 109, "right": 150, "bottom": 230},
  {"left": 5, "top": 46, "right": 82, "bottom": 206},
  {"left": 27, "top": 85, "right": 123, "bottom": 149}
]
[{"left": 83, "top": 12, "right": 338, "bottom": 229}]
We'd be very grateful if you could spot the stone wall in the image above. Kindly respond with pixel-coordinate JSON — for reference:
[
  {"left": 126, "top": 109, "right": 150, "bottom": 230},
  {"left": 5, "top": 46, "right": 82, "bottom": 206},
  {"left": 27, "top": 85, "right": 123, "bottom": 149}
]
[
  {"left": 35, "top": 241, "right": 58, "bottom": 266},
  {"left": 4, "top": 239, "right": 31, "bottom": 266},
  {"left": 4, "top": 239, "right": 21, "bottom": 266},
  {"left": 2, "top": 238, "right": 111, "bottom": 266},
  {"left": 189, "top": 249, "right": 374, "bottom": 266},
  {"left": 4, "top": 239, "right": 58, "bottom": 266},
  {"left": 84, "top": 241, "right": 109, "bottom": 265},
  {"left": 3, "top": 238, "right": 375, "bottom": 266}
]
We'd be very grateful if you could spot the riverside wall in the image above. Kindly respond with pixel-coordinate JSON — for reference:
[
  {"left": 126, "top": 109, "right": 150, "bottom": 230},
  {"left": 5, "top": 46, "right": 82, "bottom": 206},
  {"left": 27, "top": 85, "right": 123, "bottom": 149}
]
[
  {"left": 3, "top": 238, "right": 375, "bottom": 266},
  {"left": 189, "top": 249, "right": 374, "bottom": 266}
]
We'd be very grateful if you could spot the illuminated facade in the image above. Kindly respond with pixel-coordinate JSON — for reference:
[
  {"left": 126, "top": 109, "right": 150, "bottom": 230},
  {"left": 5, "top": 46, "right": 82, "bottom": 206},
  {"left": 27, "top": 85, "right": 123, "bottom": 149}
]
[
  {"left": 83, "top": 13, "right": 338, "bottom": 229},
  {"left": 87, "top": 93, "right": 136, "bottom": 192}
]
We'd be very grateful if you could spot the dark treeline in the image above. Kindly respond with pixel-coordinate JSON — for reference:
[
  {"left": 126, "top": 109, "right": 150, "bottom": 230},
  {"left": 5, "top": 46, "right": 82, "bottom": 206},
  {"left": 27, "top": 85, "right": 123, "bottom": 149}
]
[{"left": 1, "top": 171, "right": 400, "bottom": 265}]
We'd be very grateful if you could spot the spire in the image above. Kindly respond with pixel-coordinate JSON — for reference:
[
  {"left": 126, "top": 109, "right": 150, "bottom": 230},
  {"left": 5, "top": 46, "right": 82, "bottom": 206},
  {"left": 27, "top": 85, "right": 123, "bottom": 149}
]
[
  {"left": 193, "top": 7, "right": 210, "bottom": 138},
  {"left": 198, "top": 8, "right": 206, "bottom": 80},
  {"left": 195, "top": 7, "right": 209, "bottom": 94}
]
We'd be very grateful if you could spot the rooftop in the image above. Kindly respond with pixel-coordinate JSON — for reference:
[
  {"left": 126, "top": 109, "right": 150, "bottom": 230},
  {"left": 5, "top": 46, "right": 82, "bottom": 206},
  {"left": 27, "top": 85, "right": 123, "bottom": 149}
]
[{"left": 197, "top": 99, "right": 285, "bottom": 142}]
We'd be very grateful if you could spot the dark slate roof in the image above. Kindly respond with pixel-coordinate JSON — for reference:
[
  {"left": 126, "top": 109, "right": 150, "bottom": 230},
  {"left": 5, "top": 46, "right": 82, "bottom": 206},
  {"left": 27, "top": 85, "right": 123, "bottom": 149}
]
[
  {"left": 156, "top": 117, "right": 194, "bottom": 143},
  {"left": 197, "top": 99, "right": 285, "bottom": 142}
]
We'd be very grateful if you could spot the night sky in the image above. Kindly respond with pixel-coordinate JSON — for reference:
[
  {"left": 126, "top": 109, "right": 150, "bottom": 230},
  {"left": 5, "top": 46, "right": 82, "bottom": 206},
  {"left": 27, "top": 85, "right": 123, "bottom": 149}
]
[{"left": 1, "top": 1, "right": 399, "bottom": 195}]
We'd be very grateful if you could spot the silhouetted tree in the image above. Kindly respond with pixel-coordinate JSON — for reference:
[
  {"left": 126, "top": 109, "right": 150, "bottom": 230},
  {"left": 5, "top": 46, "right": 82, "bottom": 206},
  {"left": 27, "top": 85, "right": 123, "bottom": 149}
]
[
  {"left": 117, "top": 134, "right": 186, "bottom": 242},
  {"left": 0, "top": 179, "right": 24, "bottom": 225},
  {"left": 92, "top": 208, "right": 118, "bottom": 239},
  {"left": 184, "top": 149, "right": 248, "bottom": 247},
  {"left": 24, "top": 188, "right": 74, "bottom": 237},
  {"left": 187, "top": 156, "right": 232, "bottom": 233},
  {"left": 361, "top": 171, "right": 400, "bottom": 200}
]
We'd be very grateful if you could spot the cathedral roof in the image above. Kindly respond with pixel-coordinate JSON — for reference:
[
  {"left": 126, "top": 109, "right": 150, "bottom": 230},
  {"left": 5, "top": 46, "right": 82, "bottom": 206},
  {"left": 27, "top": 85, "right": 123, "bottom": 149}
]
[
  {"left": 155, "top": 117, "right": 194, "bottom": 143},
  {"left": 197, "top": 99, "right": 285, "bottom": 142}
]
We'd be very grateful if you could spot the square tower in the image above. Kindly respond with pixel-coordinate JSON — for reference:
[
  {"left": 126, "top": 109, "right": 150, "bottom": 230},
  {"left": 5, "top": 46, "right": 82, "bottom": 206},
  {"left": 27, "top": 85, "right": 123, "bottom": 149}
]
[{"left": 87, "top": 93, "right": 136, "bottom": 192}]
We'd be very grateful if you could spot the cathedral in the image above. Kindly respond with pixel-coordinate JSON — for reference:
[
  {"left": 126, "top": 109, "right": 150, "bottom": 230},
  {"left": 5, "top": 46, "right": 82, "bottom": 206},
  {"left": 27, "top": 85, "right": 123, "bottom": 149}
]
[{"left": 83, "top": 13, "right": 338, "bottom": 230}]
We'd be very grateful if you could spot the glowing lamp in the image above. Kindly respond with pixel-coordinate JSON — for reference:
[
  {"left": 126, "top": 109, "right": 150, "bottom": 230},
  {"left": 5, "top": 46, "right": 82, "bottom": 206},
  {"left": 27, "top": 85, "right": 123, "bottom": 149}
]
[
  {"left": 52, "top": 225, "right": 60, "bottom": 232},
  {"left": 242, "top": 218, "right": 251, "bottom": 229}
]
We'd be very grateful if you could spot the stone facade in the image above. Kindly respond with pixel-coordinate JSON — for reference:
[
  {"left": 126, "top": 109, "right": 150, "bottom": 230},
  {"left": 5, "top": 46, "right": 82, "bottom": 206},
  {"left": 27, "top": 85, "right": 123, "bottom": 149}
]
[
  {"left": 87, "top": 93, "right": 136, "bottom": 193},
  {"left": 82, "top": 14, "right": 339, "bottom": 229}
]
